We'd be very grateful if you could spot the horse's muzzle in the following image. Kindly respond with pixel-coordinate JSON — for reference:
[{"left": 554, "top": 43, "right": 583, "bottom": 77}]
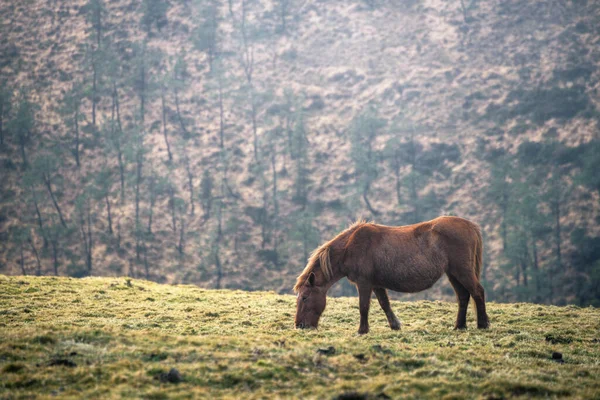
[{"left": 296, "top": 322, "right": 305, "bottom": 329}]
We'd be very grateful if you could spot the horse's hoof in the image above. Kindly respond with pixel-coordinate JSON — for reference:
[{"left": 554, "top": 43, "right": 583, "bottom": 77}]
[
  {"left": 478, "top": 322, "right": 490, "bottom": 329},
  {"left": 390, "top": 320, "right": 401, "bottom": 330},
  {"left": 454, "top": 325, "right": 467, "bottom": 330},
  {"left": 358, "top": 327, "right": 369, "bottom": 335}
]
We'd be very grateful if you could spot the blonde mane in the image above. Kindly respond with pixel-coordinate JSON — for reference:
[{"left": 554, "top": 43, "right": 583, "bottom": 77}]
[{"left": 293, "top": 219, "right": 370, "bottom": 292}]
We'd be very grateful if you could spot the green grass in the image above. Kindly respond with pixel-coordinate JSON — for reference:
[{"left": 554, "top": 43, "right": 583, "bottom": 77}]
[{"left": 1, "top": 276, "right": 599, "bottom": 399}]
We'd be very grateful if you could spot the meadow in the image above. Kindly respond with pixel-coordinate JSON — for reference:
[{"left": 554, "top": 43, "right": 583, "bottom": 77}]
[{"left": 1, "top": 276, "right": 599, "bottom": 399}]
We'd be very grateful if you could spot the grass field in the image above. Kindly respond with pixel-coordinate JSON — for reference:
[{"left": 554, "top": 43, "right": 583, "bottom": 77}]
[{"left": 1, "top": 276, "right": 599, "bottom": 399}]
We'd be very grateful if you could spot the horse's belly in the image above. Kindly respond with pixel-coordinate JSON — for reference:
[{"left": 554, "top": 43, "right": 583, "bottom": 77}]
[
  {"left": 375, "top": 265, "right": 445, "bottom": 293},
  {"left": 386, "top": 277, "right": 439, "bottom": 293}
]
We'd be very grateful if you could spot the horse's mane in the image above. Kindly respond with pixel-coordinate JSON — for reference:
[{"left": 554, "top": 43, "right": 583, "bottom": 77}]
[{"left": 293, "top": 219, "right": 370, "bottom": 292}]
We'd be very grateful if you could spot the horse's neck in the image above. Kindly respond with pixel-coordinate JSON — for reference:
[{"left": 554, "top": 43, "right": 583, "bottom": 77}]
[
  {"left": 324, "top": 270, "right": 344, "bottom": 293},
  {"left": 323, "top": 243, "right": 346, "bottom": 293}
]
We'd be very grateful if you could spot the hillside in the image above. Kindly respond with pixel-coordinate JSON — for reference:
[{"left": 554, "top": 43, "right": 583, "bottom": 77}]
[
  {"left": 0, "top": 0, "right": 600, "bottom": 304},
  {"left": 1, "top": 276, "right": 599, "bottom": 399}
]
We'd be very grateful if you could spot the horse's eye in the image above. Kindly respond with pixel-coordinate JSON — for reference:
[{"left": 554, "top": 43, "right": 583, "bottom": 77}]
[{"left": 302, "top": 296, "right": 308, "bottom": 302}]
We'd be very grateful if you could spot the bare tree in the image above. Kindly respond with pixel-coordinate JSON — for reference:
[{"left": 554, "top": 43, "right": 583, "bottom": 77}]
[
  {"left": 59, "top": 83, "right": 85, "bottom": 168},
  {"left": 0, "top": 80, "right": 12, "bottom": 146},
  {"left": 237, "top": 0, "right": 259, "bottom": 162}
]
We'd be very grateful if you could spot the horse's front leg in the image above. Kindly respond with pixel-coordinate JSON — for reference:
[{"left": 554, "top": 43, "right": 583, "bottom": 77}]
[
  {"left": 357, "top": 284, "right": 372, "bottom": 334},
  {"left": 374, "top": 288, "right": 401, "bottom": 330}
]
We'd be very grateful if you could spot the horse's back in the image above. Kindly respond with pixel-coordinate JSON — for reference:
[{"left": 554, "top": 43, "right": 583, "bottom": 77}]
[{"left": 430, "top": 216, "right": 480, "bottom": 238}]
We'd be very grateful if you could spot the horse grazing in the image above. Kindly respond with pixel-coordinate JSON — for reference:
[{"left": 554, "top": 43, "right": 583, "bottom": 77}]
[{"left": 294, "top": 216, "right": 489, "bottom": 334}]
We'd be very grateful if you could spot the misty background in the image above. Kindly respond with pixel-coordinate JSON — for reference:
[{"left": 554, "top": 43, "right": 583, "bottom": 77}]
[{"left": 0, "top": 0, "right": 599, "bottom": 306}]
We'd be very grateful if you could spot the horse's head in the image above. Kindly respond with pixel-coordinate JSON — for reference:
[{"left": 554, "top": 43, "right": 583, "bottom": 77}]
[{"left": 294, "top": 272, "right": 327, "bottom": 329}]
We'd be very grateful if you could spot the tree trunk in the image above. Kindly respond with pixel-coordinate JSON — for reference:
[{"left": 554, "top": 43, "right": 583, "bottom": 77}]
[
  {"left": 302, "top": 216, "right": 309, "bottom": 263},
  {"left": 521, "top": 239, "right": 529, "bottom": 288},
  {"left": 19, "top": 134, "right": 28, "bottom": 169},
  {"left": 239, "top": 5, "right": 258, "bottom": 161},
  {"left": 147, "top": 174, "right": 155, "bottom": 234},
  {"left": 215, "top": 199, "right": 223, "bottom": 289},
  {"left": 51, "top": 239, "right": 59, "bottom": 276},
  {"left": 460, "top": 0, "right": 469, "bottom": 23},
  {"left": 30, "top": 187, "right": 48, "bottom": 249},
  {"left": 233, "top": 228, "right": 240, "bottom": 256},
  {"left": 80, "top": 214, "right": 90, "bottom": 273},
  {"left": 261, "top": 177, "right": 269, "bottom": 249},
  {"left": 218, "top": 73, "right": 225, "bottom": 149},
  {"left": 174, "top": 89, "right": 189, "bottom": 138},
  {"left": 74, "top": 107, "right": 80, "bottom": 168},
  {"left": 553, "top": 199, "right": 562, "bottom": 271},
  {"left": 135, "top": 152, "right": 142, "bottom": 262},
  {"left": 363, "top": 188, "right": 380, "bottom": 216},
  {"left": 411, "top": 175, "right": 420, "bottom": 221},
  {"left": 43, "top": 173, "right": 67, "bottom": 228},
  {"left": 0, "top": 102, "right": 4, "bottom": 146},
  {"left": 208, "top": 47, "right": 214, "bottom": 72},
  {"left": 114, "top": 83, "right": 124, "bottom": 134},
  {"left": 117, "top": 148, "right": 125, "bottom": 204},
  {"left": 250, "top": 89, "right": 258, "bottom": 162},
  {"left": 161, "top": 92, "right": 173, "bottom": 162},
  {"left": 215, "top": 250, "right": 222, "bottom": 289},
  {"left": 117, "top": 218, "right": 122, "bottom": 250},
  {"left": 169, "top": 186, "right": 177, "bottom": 232},
  {"left": 271, "top": 149, "right": 278, "bottom": 221},
  {"left": 178, "top": 217, "right": 185, "bottom": 256},
  {"left": 362, "top": 133, "right": 380, "bottom": 216},
  {"left": 501, "top": 187, "right": 508, "bottom": 251},
  {"left": 228, "top": 0, "right": 234, "bottom": 19},
  {"left": 286, "top": 117, "right": 294, "bottom": 160},
  {"left": 532, "top": 239, "right": 540, "bottom": 300},
  {"left": 280, "top": 1, "right": 287, "bottom": 34},
  {"left": 140, "top": 61, "right": 146, "bottom": 126},
  {"left": 547, "top": 229, "right": 555, "bottom": 303},
  {"left": 394, "top": 151, "right": 401, "bottom": 207},
  {"left": 143, "top": 240, "right": 150, "bottom": 280},
  {"left": 29, "top": 237, "right": 42, "bottom": 276},
  {"left": 135, "top": 156, "right": 142, "bottom": 226},
  {"left": 113, "top": 84, "right": 126, "bottom": 203},
  {"left": 92, "top": 50, "right": 97, "bottom": 129},
  {"left": 363, "top": 132, "right": 380, "bottom": 215},
  {"left": 261, "top": 208, "right": 267, "bottom": 250},
  {"left": 202, "top": 196, "right": 212, "bottom": 221},
  {"left": 409, "top": 132, "right": 420, "bottom": 222},
  {"left": 184, "top": 154, "right": 195, "bottom": 216},
  {"left": 20, "top": 243, "right": 27, "bottom": 275},
  {"left": 95, "top": 8, "right": 102, "bottom": 48},
  {"left": 86, "top": 199, "right": 93, "bottom": 273},
  {"left": 105, "top": 193, "right": 113, "bottom": 234},
  {"left": 271, "top": 148, "right": 279, "bottom": 258}
]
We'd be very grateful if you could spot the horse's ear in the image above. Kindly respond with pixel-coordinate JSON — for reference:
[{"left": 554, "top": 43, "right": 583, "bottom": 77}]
[{"left": 308, "top": 272, "right": 316, "bottom": 287}]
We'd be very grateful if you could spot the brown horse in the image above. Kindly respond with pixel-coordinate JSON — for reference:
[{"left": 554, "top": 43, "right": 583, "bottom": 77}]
[{"left": 294, "top": 216, "right": 489, "bottom": 334}]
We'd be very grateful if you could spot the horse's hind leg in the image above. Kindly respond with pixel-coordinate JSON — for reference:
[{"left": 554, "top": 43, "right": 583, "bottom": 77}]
[
  {"left": 374, "top": 288, "right": 401, "bottom": 330},
  {"left": 447, "top": 274, "right": 470, "bottom": 330},
  {"left": 450, "top": 271, "right": 490, "bottom": 329},
  {"left": 357, "top": 284, "right": 372, "bottom": 335},
  {"left": 473, "top": 282, "right": 490, "bottom": 329}
]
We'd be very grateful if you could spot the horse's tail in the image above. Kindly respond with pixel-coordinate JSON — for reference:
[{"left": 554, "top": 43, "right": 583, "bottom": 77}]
[{"left": 473, "top": 224, "right": 483, "bottom": 281}]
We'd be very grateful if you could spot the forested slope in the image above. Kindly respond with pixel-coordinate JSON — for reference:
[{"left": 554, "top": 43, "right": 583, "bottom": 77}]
[{"left": 1, "top": 0, "right": 599, "bottom": 304}]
